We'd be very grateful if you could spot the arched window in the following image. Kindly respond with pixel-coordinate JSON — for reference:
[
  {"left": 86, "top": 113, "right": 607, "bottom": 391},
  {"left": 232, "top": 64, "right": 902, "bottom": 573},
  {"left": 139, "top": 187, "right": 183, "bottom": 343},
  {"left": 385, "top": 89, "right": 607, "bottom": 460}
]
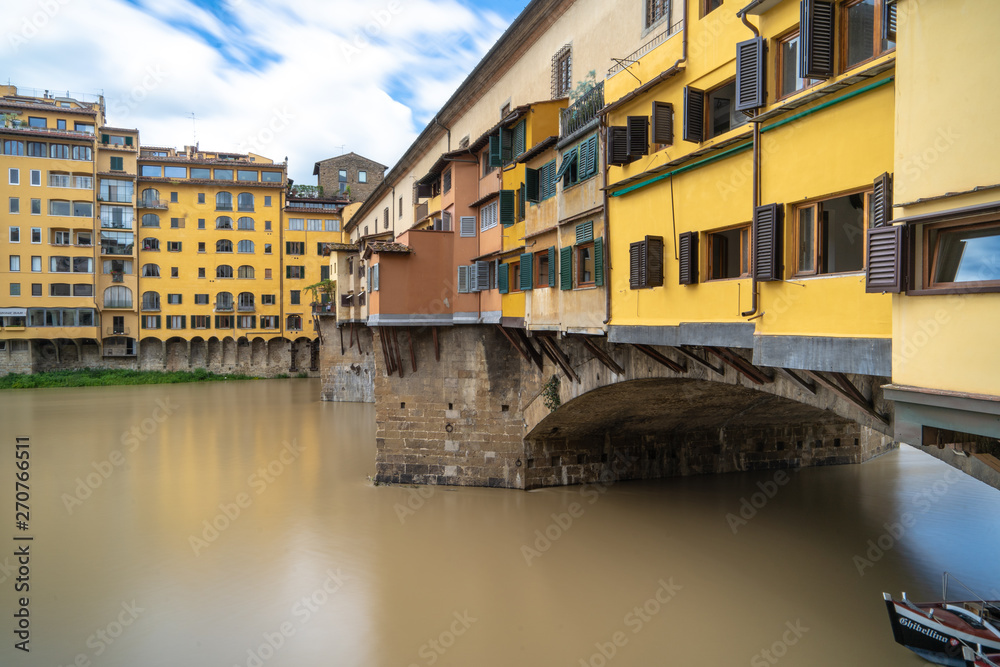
[
  {"left": 216, "top": 192, "right": 233, "bottom": 211},
  {"left": 215, "top": 292, "right": 233, "bottom": 310},
  {"left": 103, "top": 286, "right": 132, "bottom": 308},
  {"left": 238, "top": 265, "right": 255, "bottom": 279},
  {"left": 237, "top": 193, "right": 254, "bottom": 212},
  {"left": 141, "top": 291, "right": 160, "bottom": 311},
  {"left": 237, "top": 240, "right": 254, "bottom": 254},
  {"left": 216, "top": 265, "right": 233, "bottom": 279},
  {"left": 216, "top": 239, "right": 233, "bottom": 253},
  {"left": 142, "top": 237, "right": 160, "bottom": 251},
  {"left": 141, "top": 263, "right": 160, "bottom": 277},
  {"left": 140, "top": 188, "right": 160, "bottom": 207},
  {"left": 141, "top": 214, "right": 160, "bottom": 228},
  {"left": 216, "top": 216, "right": 233, "bottom": 230},
  {"left": 287, "top": 315, "right": 302, "bottom": 331},
  {"left": 238, "top": 292, "right": 255, "bottom": 310},
  {"left": 237, "top": 216, "right": 255, "bottom": 230}
]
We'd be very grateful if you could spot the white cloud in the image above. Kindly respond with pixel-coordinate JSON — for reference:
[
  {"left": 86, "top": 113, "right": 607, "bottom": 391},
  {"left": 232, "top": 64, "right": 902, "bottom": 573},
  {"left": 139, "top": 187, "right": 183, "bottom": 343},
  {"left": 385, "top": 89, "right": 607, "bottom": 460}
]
[{"left": 1, "top": 0, "right": 509, "bottom": 184}]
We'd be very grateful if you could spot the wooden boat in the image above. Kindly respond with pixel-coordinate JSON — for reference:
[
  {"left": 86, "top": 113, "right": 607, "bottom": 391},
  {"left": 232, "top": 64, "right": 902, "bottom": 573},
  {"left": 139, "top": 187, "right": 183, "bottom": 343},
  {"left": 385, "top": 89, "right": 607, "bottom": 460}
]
[
  {"left": 962, "top": 645, "right": 1000, "bottom": 667},
  {"left": 883, "top": 574, "right": 1000, "bottom": 666}
]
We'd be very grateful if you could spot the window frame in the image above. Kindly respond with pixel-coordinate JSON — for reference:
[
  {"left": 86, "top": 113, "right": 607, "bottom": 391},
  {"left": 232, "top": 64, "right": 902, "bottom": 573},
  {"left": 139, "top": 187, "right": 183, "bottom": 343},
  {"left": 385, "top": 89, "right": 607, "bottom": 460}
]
[
  {"left": 706, "top": 224, "right": 752, "bottom": 281},
  {"left": 576, "top": 241, "right": 596, "bottom": 288},
  {"left": 793, "top": 187, "right": 873, "bottom": 277},
  {"left": 552, "top": 45, "right": 572, "bottom": 98},
  {"left": 704, "top": 79, "right": 750, "bottom": 140},
  {"left": 921, "top": 216, "right": 1000, "bottom": 293},
  {"left": 776, "top": 29, "right": 820, "bottom": 101},
  {"left": 840, "top": 0, "right": 894, "bottom": 74},
  {"left": 701, "top": 0, "right": 723, "bottom": 18},
  {"left": 535, "top": 250, "right": 550, "bottom": 288}
]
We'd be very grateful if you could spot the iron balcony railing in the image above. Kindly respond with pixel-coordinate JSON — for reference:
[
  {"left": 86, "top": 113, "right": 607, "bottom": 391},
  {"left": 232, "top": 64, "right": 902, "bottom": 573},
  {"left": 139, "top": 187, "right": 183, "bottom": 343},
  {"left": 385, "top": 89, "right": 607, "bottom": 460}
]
[
  {"left": 215, "top": 304, "right": 234, "bottom": 312},
  {"left": 607, "top": 19, "right": 684, "bottom": 77},
  {"left": 237, "top": 304, "right": 255, "bottom": 312},
  {"left": 138, "top": 199, "right": 168, "bottom": 210},
  {"left": 103, "top": 300, "right": 132, "bottom": 309},
  {"left": 106, "top": 327, "right": 130, "bottom": 336},
  {"left": 560, "top": 81, "right": 604, "bottom": 138},
  {"left": 111, "top": 272, "right": 125, "bottom": 283}
]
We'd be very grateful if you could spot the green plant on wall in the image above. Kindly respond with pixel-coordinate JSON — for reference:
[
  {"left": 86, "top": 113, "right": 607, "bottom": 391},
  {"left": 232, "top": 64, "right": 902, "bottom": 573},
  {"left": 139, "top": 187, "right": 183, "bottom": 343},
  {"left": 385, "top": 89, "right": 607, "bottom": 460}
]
[
  {"left": 541, "top": 375, "right": 561, "bottom": 412},
  {"left": 569, "top": 70, "right": 596, "bottom": 103},
  {"left": 1, "top": 111, "right": 22, "bottom": 128},
  {"left": 303, "top": 279, "right": 336, "bottom": 305}
]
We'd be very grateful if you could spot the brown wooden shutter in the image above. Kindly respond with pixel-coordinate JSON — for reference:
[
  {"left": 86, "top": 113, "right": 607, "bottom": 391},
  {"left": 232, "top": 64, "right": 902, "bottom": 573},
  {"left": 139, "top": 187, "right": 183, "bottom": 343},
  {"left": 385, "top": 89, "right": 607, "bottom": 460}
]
[
  {"left": 416, "top": 183, "right": 432, "bottom": 198},
  {"left": 678, "top": 231, "right": 698, "bottom": 285},
  {"left": 735, "top": 37, "right": 766, "bottom": 112},
  {"left": 801, "top": 0, "right": 835, "bottom": 79},
  {"left": 629, "top": 241, "right": 643, "bottom": 289},
  {"left": 608, "top": 126, "right": 630, "bottom": 165},
  {"left": 866, "top": 225, "right": 905, "bottom": 293},
  {"left": 753, "top": 203, "right": 783, "bottom": 281},
  {"left": 651, "top": 102, "right": 673, "bottom": 145},
  {"left": 883, "top": 0, "right": 897, "bottom": 42},
  {"left": 683, "top": 86, "right": 705, "bottom": 143},
  {"left": 627, "top": 116, "right": 649, "bottom": 157},
  {"left": 645, "top": 235, "right": 664, "bottom": 287},
  {"left": 872, "top": 172, "right": 893, "bottom": 228}
]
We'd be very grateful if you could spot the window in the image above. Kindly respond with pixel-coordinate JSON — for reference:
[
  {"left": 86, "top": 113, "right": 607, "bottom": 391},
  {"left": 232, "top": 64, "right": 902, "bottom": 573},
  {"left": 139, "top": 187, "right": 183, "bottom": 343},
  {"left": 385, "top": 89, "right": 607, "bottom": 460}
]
[
  {"left": 262, "top": 294, "right": 276, "bottom": 305},
  {"left": 100, "top": 231, "right": 134, "bottom": 256},
  {"left": 287, "top": 266, "right": 304, "bottom": 279},
  {"left": 143, "top": 316, "right": 161, "bottom": 330},
  {"left": 194, "top": 294, "right": 209, "bottom": 305},
  {"left": 190, "top": 168, "right": 210, "bottom": 180},
  {"left": 215, "top": 315, "right": 233, "bottom": 328},
  {"left": 73, "top": 257, "right": 93, "bottom": 273},
  {"left": 925, "top": 219, "right": 1000, "bottom": 289},
  {"left": 577, "top": 242, "right": 595, "bottom": 286},
  {"left": 167, "top": 316, "right": 186, "bottom": 330},
  {"left": 238, "top": 265, "right": 255, "bottom": 279},
  {"left": 795, "top": 190, "right": 870, "bottom": 276},
  {"left": 100, "top": 179, "right": 133, "bottom": 203},
  {"left": 30, "top": 170, "right": 40, "bottom": 186},
  {"left": 236, "top": 292, "right": 255, "bottom": 312},
  {"left": 9, "top": 284, "right": 20, "bottom": 296},
  {"left": 265, "top": 244, "right": 272, "bottom": 255},
  {"left": 442, "top": 170, "right": 452, "bottom": 194},
  {"left": 169, "top": 217, "right": 183, "bottom": 229},
  {"left": 215, "top": 169, "right": 234, "bottom": 181},
  {"left": 237, "top": 240, "right": 254, "bottom": 253},
  {"left": 237, "top": 217, "right": 254, "bottom": 231},
  {"left": 287, "top": 315, "right": 302, "bottom": 331},
  {"left": 9, "top": 168, "right": 19, "bottom": 185},
  {"left": 706, "top": 80, "right": 749, "bottom": 139},
  {"left": 141, "top": 292, "right": 160, "bottom": 311},
  {"left": 167, "top": 241, "right": 182, "bottom": 253},
  {"left": 536, "top": 250, "right": 551, "bottom": 287},
  {"left": 197, "top": 193, "right": 206, "bottom": 205},
  {"left": 702, "top": 0, "right": 723, "bottom": 16},
  {"left": 54, "top": 231, "right": 71, "bottom": 246},
  {"left": 73, "top": 202, "right": 93, "bottom": 217},
  {"left": 50, "top": 283, "right": 71, "bottom": 297},
  {"left": 4, "top": 141, "right": 24, "bottom": 156},
  {"left": 325, "top": 219, "right": 340, "bottom": 232},
  {"left": 167, "top": 294, "right": 182, "bottom": 305},
  {"left": 260, "top": 316, "right": 278, "bottom": 329},
  {"left": 646, "top": 0, "right": 668, "bottom": 29},
  {"left": 264, "top": 196, "right": 272, "bottom": 207},
  {"left": 262, "top": 171, "right": 281, "bottom": 183},
  {"left": 192, "top": 315, "right": 209, "bottom": 329},
  {"left": 237, "top": 315, "right": 255, "bottom": 329},
  {"left": 29, "top": 228, "right": 40, "bottom": 244},
  {"left": 77, "top": 231, "right": 92, "bottom": 246},
  {"left": 290, "top": 290, "right": 300, "bottom": 305},
  {"left": 9, "top": 198, "right": 18, "bottom": 214},
  {"left": 286, "top": 242, "right": 305, "bottom": 255},
  {"left": 708, "top": 226, "right": 751, "bottom": 280},
  {"left": 142, "top": 264, "right": 160, "bottom": 278},
  {"left": 777, "top": 31, "right": 819, "bottom": 99},
  {"left": 216, "top": 292, "right": 234, "bottom": 311},
  {"left": 28, "top": 117, "right": 46, "bottom": 128},
  {"left": 264, "top": 268, "right": 272, "bottom": 279},
  {"left": 73, "top": 284, "right": 93, "bottom": 297},
  {"left": 198, "top": 219, "right": 206, "bottom": 229},
  {"left": 237, "top": 193, "right": 254, "bottom": 211},
  {"left": 75, "top": 146, "right": 94, "bottom": 161},
  {"left": 511, "top": 262, "right": 521, "bottom": 292},
  {"left": 168, "top": 192, "right": 177, "bottom": 203},
  {"left": 32, "top": 284, "right": 42, "bottom": 297},
  {"left": 308, "top": 219, "right": 322, "bottom": 232},
  {"left": 216, "top": 239, "right": 233, "bottom": 253},
  {"left": 217, "top": 265, "right": 233, "bottom": 279},
  {"left": 25, "top": 142, "right": 44, "bottom": 157},
  {"left": 50, "top": 256, "right": 71, "bottom": 273},
  {"left": 339, "top": 169, "right": 347, "bottom": 181},
  {"left": 30, "top": 199, "right": 40, "bottom": 215},
  {"left": 31, "top": 257, "right": 41, "bottom": 272},
  {"left": 265, "top": 220, "right": 272, "bottom": 231},
  {"left": 552, "top": 44, "right": 572, "bottom": 98},
  {"left": 480, "top": 201, "right": 498, "bottom": 232},
  {"left": 842, "top": 0, "right": 893, "bottom": 71},
  {"left": 289, "top": 218, "right": 304, "bottom": 231},
  {"left": 9, "top": 256, "right": 20, "bottom": 272},
  {"left": 216, "top": 192, "right": 233, "bottom": 211},
  {"left": 10, "top": 227, "right": 20, "bottom": 243},
  {"left": 216, "top": 216, "right": 233, "bottom": 230},
  {"left": 142, "top": 238, "right": 160, "bottom": 251},
  {"left": 141, "top": 214, "right": 160, "bottom": 228},
  {"left": 237, "top": 170, "right": 258, "bottom": 182}
]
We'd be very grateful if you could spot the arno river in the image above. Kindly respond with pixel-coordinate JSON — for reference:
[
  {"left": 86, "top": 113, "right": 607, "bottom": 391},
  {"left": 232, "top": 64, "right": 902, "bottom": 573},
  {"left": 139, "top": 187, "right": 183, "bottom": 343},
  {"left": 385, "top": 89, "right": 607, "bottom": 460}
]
[{"left": 0, "top": 380, "right": 997, "bottom": 666}]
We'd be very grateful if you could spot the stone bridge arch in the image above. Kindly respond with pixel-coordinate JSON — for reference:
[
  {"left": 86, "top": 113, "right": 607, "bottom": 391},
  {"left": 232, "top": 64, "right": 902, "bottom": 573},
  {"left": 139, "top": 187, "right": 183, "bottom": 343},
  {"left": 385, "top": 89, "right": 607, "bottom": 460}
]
[{"left": 520, "top": 341, "right": 895, "bottom": 488}]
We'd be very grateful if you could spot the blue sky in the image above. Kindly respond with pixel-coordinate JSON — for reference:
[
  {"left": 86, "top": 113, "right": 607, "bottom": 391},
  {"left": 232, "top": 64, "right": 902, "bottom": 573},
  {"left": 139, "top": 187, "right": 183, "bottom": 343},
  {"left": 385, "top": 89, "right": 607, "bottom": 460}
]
[{"left": 2, "top": 0, "right": 528, "bottom": 184}]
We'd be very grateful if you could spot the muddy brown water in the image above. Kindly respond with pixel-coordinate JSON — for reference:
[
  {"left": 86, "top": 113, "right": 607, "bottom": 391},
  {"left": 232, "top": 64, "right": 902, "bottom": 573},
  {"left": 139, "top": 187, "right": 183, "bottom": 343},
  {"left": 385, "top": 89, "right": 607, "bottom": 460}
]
[{"left": 0, "top": 379, "right": 997, "bottom": 666}]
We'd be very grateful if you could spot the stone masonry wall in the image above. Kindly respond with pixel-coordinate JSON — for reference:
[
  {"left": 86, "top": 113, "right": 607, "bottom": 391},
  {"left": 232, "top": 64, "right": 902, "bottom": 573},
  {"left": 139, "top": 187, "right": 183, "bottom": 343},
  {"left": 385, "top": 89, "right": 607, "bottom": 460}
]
[
  {"left": 319, "top": 318, "right": 376, "bottom": 402},
  {"left": 373, "top": 325, "right": 545, "bottom": 488}
]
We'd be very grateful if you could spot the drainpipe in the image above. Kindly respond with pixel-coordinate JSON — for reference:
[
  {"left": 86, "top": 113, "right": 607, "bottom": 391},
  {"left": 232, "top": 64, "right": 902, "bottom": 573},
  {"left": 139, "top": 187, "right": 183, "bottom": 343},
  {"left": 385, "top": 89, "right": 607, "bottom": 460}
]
[
  {"left": 432, "top": 114, "right": 451, "bottom": 152},
  {"left": 740, "top": 13, "right": 762, "bottom": 319},
  {"left": 603, "top": 0, "right": 689, "bottom": 326}
]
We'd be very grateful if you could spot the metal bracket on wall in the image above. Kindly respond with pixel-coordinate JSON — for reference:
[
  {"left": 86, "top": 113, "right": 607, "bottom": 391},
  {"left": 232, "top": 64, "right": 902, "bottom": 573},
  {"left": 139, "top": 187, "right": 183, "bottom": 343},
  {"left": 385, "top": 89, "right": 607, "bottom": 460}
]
[
  {"left": 806, "top": 370, "right": 889, "bottom": 425},
  {"left": 673, "top": 345, "right": 725, "bottom": 376},
  {"left": 537, "top": 334, "right": 580, "bottom": 383},
  {"left": 632, "top": 343, "right": 687, "bottom": 374},
  {"left": 705, "top": 346, "right": 773, "bottom": 385},
  {"left": 572, "top": 335, "right": 624, "bottom": 376}
]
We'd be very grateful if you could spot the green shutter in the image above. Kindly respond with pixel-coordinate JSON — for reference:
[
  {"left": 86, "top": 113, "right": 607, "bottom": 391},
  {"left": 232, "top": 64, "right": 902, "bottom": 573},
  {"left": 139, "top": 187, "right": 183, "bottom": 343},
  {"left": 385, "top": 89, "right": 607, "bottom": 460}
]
[
  {"left": 513, "top": 120, "right": 526, "bottom": 157},
  {"left": 499, "top": 190, "right": 516, "bottom": 226},
  {"left": 576, "top": 221, "right": 594, "bottom": 244},
  {"left": 498, "top": 263, "right": 509, "bottom": 294},
  {"left": 286, "top": 266, "right": 291, "bottom": 279},
  {"left": 560, "top": 246, "right": 572, "bottom": 290},
  {"left": 548, "top": 246, "right": 556, "bottom": 287},
  {"left": 519, "top": 185, "right": 526, "bottom": 220},
  {"left": 594, "top": 237, "right": 605, "bottom": 287},
  {"left": 125, "top": 136, "right": 133, "bottom": 147},
  {"left": 500, "top": 127, "right": 513, "bottom": 163},
  {"left": 586, "top": 136, "right": 598, "bottom": 177},
  {"left": 525, "top": 168, "right": 539, "bottom": 202},
  {"left": 101, "top": 134, "right": 109, "bottom": 144},
  {"left": 520, "top": 253, "right": 533, "bottom": 291},
  {"left": 214, "top": 315, "right": 220, "bottom": 329},
  {"left": 488, "top": 135, "right": 502, "bottom": 167}
]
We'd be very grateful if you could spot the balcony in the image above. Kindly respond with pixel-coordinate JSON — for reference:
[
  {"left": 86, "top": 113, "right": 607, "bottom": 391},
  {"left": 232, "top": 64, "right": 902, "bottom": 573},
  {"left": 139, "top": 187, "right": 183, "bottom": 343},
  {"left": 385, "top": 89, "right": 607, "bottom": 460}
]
[
  {"left": 312, "top": 301, "right": 335, "bottom": 316},
  {"left": 560, "top": 81, "right": 604, "bottom": 138},
  {"left": 138, "top": 199, "right": 168, "bottom": 210},
  {"left": 106, "top": 326, "right": 130, "bottom": 336},
  {"left": 607, "top": 20, "right": 683, "bottom": 77},
  {"left": 237, "top": 304, "right": 255, "bottom": 312},
  {"left": 111, "top": 272, "right": 124, "bottom": 283},
  {"left": 215, "top": 305, "right": 234, "bottom": 313},
  {"left": 103, "top": 300, "right": 133, "bottom": 309},
  {"left": 100, "top": 244, "right": 134, "bottom": 256}
]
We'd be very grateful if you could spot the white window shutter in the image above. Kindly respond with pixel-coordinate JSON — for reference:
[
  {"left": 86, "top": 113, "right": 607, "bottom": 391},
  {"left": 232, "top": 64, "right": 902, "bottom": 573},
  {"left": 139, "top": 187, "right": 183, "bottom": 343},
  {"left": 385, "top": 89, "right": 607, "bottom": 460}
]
[
  {"left": 457, "top": 265, "right": 469, "bottom": 293},
  {"left": 476, "top": 260, "right": 490, "bottom": 291},
  {"left": 373, "top": 264, "right": 380, "bottom": 291},
  {"left": 469, "top": 263, "right": 479, "bottom": 292},
  {"left": 460, "top": 216, "right": 476, "bottom": 237}
]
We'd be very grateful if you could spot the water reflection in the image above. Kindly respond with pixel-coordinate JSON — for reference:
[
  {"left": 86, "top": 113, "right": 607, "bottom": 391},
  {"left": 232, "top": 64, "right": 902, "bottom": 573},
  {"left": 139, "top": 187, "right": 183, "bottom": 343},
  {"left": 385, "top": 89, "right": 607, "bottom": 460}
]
[{"left": 0, "top": 380, "right": 997, "bottom": 666}]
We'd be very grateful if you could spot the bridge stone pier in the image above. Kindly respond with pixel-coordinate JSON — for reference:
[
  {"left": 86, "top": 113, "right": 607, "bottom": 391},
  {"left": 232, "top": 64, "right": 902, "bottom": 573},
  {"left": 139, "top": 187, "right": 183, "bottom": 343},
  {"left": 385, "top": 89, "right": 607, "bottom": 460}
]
[{"left": 365, "top": 325, "right": 896, "bottom": 489}]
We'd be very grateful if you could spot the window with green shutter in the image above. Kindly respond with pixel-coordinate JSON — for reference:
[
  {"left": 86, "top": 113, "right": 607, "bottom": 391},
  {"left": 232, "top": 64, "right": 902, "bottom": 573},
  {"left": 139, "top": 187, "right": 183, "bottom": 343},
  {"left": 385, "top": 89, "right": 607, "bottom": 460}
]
[
  {"left": 519, "top": 253, "right": 533, "bottom": 290},
  {"left": 559, "top": 246, "right": 572, "bottom": 290},
  {"left": 488, "top": 135, "right": 502, "bottom": 168},
  {"left": 548, "top": 246, "right": 556, "bottom": 287},
  {"left": 498, "top": 263, "right": 509, "bottom": 294},
  {"left": 526, "top": 168, "right": 540, "bottom": 203},
  {"left": 499, "top": 190, "right": 516, "bottom": 226},
  {"left": 594, "top": 237, "right": 605, "bottom": 287},
  {"left": 576, "top": 221, "right": 594, "bottom": 244},
  {"left": 110, "top": 156, "right": 123, "bottom": 171}
]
